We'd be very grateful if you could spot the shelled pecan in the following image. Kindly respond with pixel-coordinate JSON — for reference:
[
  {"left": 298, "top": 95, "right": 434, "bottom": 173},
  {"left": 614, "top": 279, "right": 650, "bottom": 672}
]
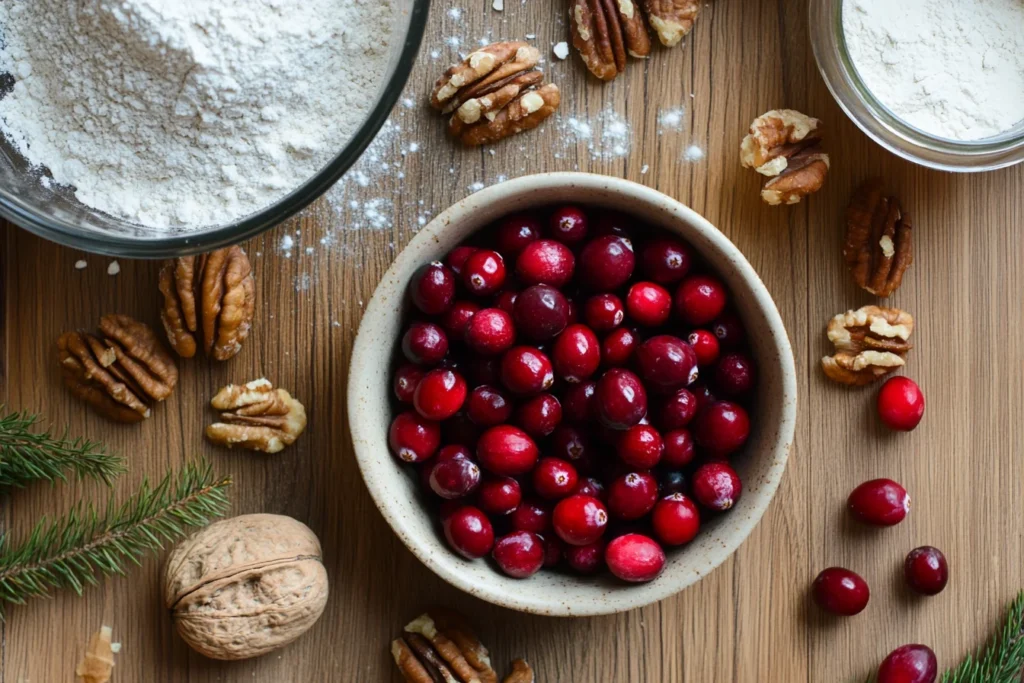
[
  {"left": 205, "top": 378, "right": 307, "bottom": 453},
  {"left": 843, "top": 179, "right": 913, "bottom": 297},
  {"left": 642, "top": 0, "right": 701, "bottom": 46},
  {"left": 570, "top": 0, "right": 651, "bottom": 80},
  {"left": 821, "top": 306, "right": 914, "bottom": 386},
  {"left": 739, "top": 109, "right": 829, "bottom": 205}
]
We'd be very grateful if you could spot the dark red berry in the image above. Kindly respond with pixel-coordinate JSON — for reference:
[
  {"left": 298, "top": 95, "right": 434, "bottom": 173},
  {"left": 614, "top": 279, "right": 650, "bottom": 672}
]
[
  {"left": 571, "top": 476, "right": 606, "bottom": 501},
  {"left": 542, "top": 534, "right": 565, "bottom": 567},
  {"left": 464, "top": 308, "right": 515, "bottom": 356},
  {"left": 904, "top": 546, "right": 948, "bottom": 595},
  {"left": 564, "top": 539, "right": 606, "bottom": 573},
  {"left": 552, "top": 324, "right": 601, "bottom": 383},
  {"left": 552, "top": 494, "right": 609, "bottom": 545},
  {"left": 675, "top": 275, "right": 727, "bottom": 325},
  {"left": 687, "top": 330, "right": 720, "bottom": 366},
  {"left": 446, "top": 245, "right": 478, "bottom": 277},
  {"left": 429, "top": 453, "right": 482, "bottom": 499},
  {"left": 617, "top": 424, "right": 664, "bottom": 469},
  {"left": 389, "top": 411, "right": 441, "bottom": 463},
  {"left": 549, "top": 205, "right": 589, "bottom": 245},
  {"left": 711, "top": 311, "right": 746, "bottom": 350},
  {"left": 477, "top": 476, "right": 522, "bottom": 515},
  {"left": 605, "top": 533, "right": 665, "bottom": 583},
  {"left": 533, "top": 457, "right": 579, "bottom": 500},
  {"left": 714, "top": 353, "right": 757, "bottom": 398},
  {"left": 476, "top": 425, "right": 539, "bottom": 476},
  {"left": 516, "top": 239, "right": 575, "bottom": 288},
  {"left": 691, "top": 461, "right": 742, "bottom": 511},
  {"left": 492, "top": 530, "right": 544, "bottom": 578},
  {"left": 465, "top": 385, "right": 513, "bottom": 426},
  {"left": 443, "top": 505, "right": 494, "bottom": 559},
  {"left": 562, "top": 381, "right": 597, "bottom": 423},
  {"left": 515, "top": 393, "right": 562, "bottom": 437},
  {"left": 659, "top": 470, "right": 688, "bottom": 496},
  {"left": 494, "top": 289, "right": 518, "bottom": 315},
  {"left": 393, "top": 364, "right": 424, "bottom": 403},
  {"left": 695, "top": 401, "right": 750, "bottom": 454},
  {"left": 877, "top": 645, "right": 937, "bottom": 683},
  {"left": 583, "top": 294, "right": 625, "bottom": 332},
  {"left": 513, "top": 284, "right": 570, "bottom": 341},
  {"left": 578, "top": 235, "right": 635, "bottom": 290},
  {"left": 509, "top": 498, "right": 552, "bottom": 534},
  {"left": 550, "top": 424, "right": 591, "bottom": 462},
  {"left": 402, "top": 322, "right": 448, "bottom": 365},
  {"left": 413, "top": 369, "right": 468, "bottom": 421},
  {"left": 635, "top": 335, "right": 699, "bottom": 393},
  {"left": 607, "top": 472, "right": 658, "bottom": 520},
  {"left": 500, "top": 346, "right": 555, "bottom": 395},
  {"left": 463, "top": 249, "right": 506, "bottom": 296},
  {"left": 441, "top": 300, "right": 481, "bottom": 342},
  {"left": 690, "top": 383, "right": 717, "bottom": 415},
  {"left": 601, "top": 327, "right": 639, "bottom": 367},
  {"left": 662, "top": 428, "right": 695, "bottom": 468},
  {"left": 496, "top": 214, "right": 542, "bottom": 256},
  {"left": 812, "top": 567, "right": 870, "bottom": 616},
  {"left": 848, "top": 478, "right": 910, "bottom": 526},
  {"left": 596, "top": 369, "right": 648, "bottom": 429},
  {"left": 652, "top": 493, "right": 701, "bottom": 545},
  {"left": 465, "top": 356, "right": 501, "bottom": 386},
  {"left": 626, "top": 282, "right": 672, "bottom": 327},
  {"left": 877, "top": 376, "right": 926, "bottom": 431},
  {"left": 410, "top": 261, "right": 456, "bottom": 315},
  {"left": 640, "top": 238, "right": 692, "bottom": 284}
]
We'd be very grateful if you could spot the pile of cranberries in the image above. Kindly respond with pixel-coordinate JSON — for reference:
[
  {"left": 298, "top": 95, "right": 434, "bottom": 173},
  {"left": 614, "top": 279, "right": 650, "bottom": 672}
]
[{"left": 387, "top": 207, "right": 758, "bottom": 583}]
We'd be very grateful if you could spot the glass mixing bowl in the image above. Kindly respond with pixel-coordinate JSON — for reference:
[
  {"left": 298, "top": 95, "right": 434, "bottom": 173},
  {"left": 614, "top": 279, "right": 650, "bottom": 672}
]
[
  {"left": 0, "top": 0, "right": 429, "bottom": 258},
  {"left": 810, "top": 0, "right": 1024, "bottom": 172}
]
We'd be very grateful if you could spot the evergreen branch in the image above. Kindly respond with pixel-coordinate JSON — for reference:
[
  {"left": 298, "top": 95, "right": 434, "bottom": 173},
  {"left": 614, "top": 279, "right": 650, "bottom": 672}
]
[
  {"left": 941, "top": 591, "right": 1024, "bottom": 683},
  {"left": 0, "top": 408, "right": 126, "bottom": 487},
  {"left": 0, "top": 459, "right": 231, "bottom": 616}
]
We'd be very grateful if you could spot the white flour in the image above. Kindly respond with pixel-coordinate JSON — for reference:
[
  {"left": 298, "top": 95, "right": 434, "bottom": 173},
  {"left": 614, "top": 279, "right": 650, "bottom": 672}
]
[
  {"left": 843, "top": 0, "right": 1024, "bottom": 141},
  {"left": 0, "top": 0, "right": 395, "bottom": 230}
]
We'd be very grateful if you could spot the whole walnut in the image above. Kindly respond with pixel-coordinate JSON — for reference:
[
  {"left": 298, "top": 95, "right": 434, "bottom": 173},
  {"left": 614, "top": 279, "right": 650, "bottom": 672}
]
[{"left": 163, "top": 514, "right": 328, "bottom": 660}]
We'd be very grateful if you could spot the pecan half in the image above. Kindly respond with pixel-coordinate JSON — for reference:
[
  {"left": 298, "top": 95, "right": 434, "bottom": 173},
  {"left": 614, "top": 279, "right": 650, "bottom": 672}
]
[
  {"left": 570, "top": 0, "right": 651, "bottom": 81},
  {"left": 158, "top": 246, "right": 255, "bottom": 361},
  {"left": 205, "top": 378, "right": 307, "bottom": 453},
  {"left": 740, "top": 109, "right": 829, "bottom": 205},
  {"left": 450, "top": 83, "right": 561, "bottom": 146},
  {"left": 431, "top": 42, "right": 539, "bottom": 112},
  {"left": 821, "top": 306, "right": 914, "bottom": 386},
  {"left": 843, "top": 179, "right": 913, "bottom": 297},
  {"left": 642, "top": 0, "right": 700, "bottom": 46}
]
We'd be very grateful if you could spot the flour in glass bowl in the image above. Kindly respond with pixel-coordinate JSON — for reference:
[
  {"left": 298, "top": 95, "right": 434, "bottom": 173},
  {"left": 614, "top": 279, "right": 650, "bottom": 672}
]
[{"left": 0, "top": 0, "right": 396, "bottom": 230}]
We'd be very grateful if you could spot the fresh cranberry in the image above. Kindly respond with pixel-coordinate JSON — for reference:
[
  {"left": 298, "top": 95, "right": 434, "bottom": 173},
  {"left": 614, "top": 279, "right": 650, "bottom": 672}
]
[
  {"left": 584, "top": 294, "right": 625, "bottom": 332},
  {"left": 550, "top": 424, "right": 591, "bottom": 462},
  {"left": 662, "top": 429, "right": 695, "bottom": 468},
  {"left": 465, "top": 356, "right": 501, "bottom": 386},
  {"left": 617, "top": 424, "right": 664, "bottom": 469},
  {"left": 691, "top": 461, "right": 742, "bottom": 511},
  {"left": 542, "top": 534, "right": 565, "bottom": 567},
  {"left": 562, "top": 381, "right": 597, "bottom": 423},
  {"left": 659, "top": 470, "right": 688, "bottom": 496},
  {"left": 687, "top": 330, "right": 720, "bottom": 366},
  {"left": 652, "top": 493, "right": 701, "bottom": 545},
  {"left": 464, "top": 308, "right": 515, "bottom": 356},
  {"left": 446, "top": 245, "right": 478, "bottom": 277},
  {"left": 601, "top": 327, "right": 639, "bottom": 367},
  {"left": 516, "top": 239, "right": 575, "bottom": 288},
  {"left": 402, "top": 322, "right": 448, "bottom": 366},
  {"left": 494, "top": 289, "right": 518, "bottom": 314},
  {"left": 515, "top": 393, "right": 562, "bottom": 437},
  {"left": 552, "top": 494, "right": 608, "bottom": 545},
  {"left": 441, "top": 301, "right": 481, "bottom": 342},
  {"left": 500, "top": 346, "right": 555, "bottom": 395},
  {"left": 877, "top": 645, "right": 937, "bottom": 683},
  {"left": 607, "top": 472, "right": 658, "bottom": 520},
  {"left": 388, "top": 411, "right": 440, "bottom": 463},
  {"left": 605, "top": 533, "right": 665, "bottom": 583},
  {"left": 848, "top": 478, "right": 910, "bottom": 526},
  {"left": 711, "top": 311, "right": 746, "bottom": 350},
  {"left": 635, "top": 335, "right": 699, "bottom": 393},
  {"left": 640, "top": 238, "right": 692, "bottom": 284},
  {"left": 658, "top": 388, "right": 699, "bottom": 429},
  {"left": 714, "top": 353, "right": 756, "bottom": 398},
  {"left": 462, "top": 249, "right": 506, "bottom": 296},
  {"left": 413, "top": 369, "right": 468, "bottom": 420},
  {"left": 877, "top": 376, "right": 926, "bottom": 431},
  {"left": 564, "top": 539, "right": 606, "bottom": 573},
  {"left": 443, "top": 413, "right": 482, "bottom": 448},
  {"left": 533, "top": 457, "right": 579, "bottom": 500},
  {"left": 476, "top": 425, "right": 539, "bottom": 476},
  {"left": 409, "top": 261, "right": 456, "bottom": 315},
  {"left": 465, "top": 385, "right": 513, "bottom": 426},
  {"left": 690, "top": 383, "right": 717, "bottom": 414},
  {"left": 549, "top": 205, "right": 589, "bottom": 245},
  {"left": 393, "top": 364, "right": 424, "bottom": 403},
  {"left": 812, "top": 567, "right": 870, "bottom": 616},
  {"left": 429, "top": 453, "right": 482, "bottom": 499},
  {"left": 904, "top": 546, "right": 948, "bottom": 596},
  {"left": 443, "top": 505, "right": 494, "bottom": 559},
  {"left": 695, "top": 401, "right": 749, "bottom": 454},
  {"left": 593, "top": 212, "right": 634, "bottom": 238},
  {"left": 509, "top": 499, "right": 552, "bottom": 534},
  {"left": 626, "top": 282, "right": 673, "bottom": 327},
  {"left": 675, "top": 275, "right": 727, "bottom": 325},
  {"left": 572, "top": 476, "right": 606, "bottom": 501},
  {"left": 513, "top": 284, "right": 570, "bottom": 341},
  {"left": 492, "top": 530, "right": 544, "bottom": 578},
  {"left": 552, "top": 324, "right": 601, "bottom": 383},
  {"left": 578, "top": 235, "right": 635, "bottom": 290},
  {"left": 477, "top": 476, "right": 522, "bottom": 515},
  {"left": 496, "top": 214, "right": 542, "bottom": 256},
  {"left": 596, "top": 369, "right": 648, "bottom": 429}
]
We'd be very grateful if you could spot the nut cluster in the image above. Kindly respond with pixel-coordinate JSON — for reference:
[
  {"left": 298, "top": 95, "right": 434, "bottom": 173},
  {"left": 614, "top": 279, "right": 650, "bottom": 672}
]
[
  {"left": 843, "top": 179, "right": 913, "bottom": 297},
  {"left": 821, "top": 306, "right": 914, "bottom": 386},
  {"left": 205, "top": 378, "right": 307, "bottom": 453},
  {"left": 740, "top": 109, "right": 830, "bottom": 205}
]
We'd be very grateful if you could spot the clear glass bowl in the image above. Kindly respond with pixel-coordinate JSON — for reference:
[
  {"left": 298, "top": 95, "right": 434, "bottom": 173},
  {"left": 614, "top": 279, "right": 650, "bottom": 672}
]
[
  {"left": 810, "top": 0, "right": 1024, "bottom": 172},
  {"left": 0, "top": 0, "right": 429, "bottom": 258}
]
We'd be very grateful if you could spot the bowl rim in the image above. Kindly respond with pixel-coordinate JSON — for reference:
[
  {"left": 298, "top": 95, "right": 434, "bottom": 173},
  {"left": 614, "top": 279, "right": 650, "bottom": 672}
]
[
  {"left": 0, "top": 0, "right": 431, "bottom": 259},
  {"left": 347, "top": 172, "right": 798, "bottom": 616}
]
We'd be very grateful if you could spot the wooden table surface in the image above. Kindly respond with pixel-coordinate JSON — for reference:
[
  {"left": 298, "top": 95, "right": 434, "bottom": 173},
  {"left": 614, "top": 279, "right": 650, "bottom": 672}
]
[{"left": 2, "top": 0, "right": 1023, "bottom": 680}]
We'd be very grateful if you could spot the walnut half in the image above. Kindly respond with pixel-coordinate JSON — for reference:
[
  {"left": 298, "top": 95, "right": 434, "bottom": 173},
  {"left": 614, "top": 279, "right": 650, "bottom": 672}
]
[
  {"left": 205, "top": 378, "right": 307, "bottom": 453},
  {"left": 642, "top": 0, "right": 701, "bottom": 47},
  {"left": 740, "top": 109, "right": 829, "bottom": 205},
  {"left": 821, "top": 306, "right": 914, "bottom": 386}
]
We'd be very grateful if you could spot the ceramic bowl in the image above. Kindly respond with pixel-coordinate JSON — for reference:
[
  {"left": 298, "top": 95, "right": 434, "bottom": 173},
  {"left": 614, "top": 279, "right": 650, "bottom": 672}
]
[{"left": 348, "top": 172, "right": 797, "bottom": 616}]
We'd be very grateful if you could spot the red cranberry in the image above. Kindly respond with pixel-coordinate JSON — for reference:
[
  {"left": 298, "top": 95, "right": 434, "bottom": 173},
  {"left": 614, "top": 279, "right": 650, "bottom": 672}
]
[
  {"left": 465, "top": 385, "right": 513, "bottom": 426},
  {"left": 711, "top": 311, "right": 746, "bottom": 350},
  {"left": 877, "top": 645, "right": 937, "bottom": 683},
  {"left": 635, "top": 335, "right": 699, "bottom": 393},
  {"left": 516, "top": 239, "right": 575, "bottom": 288},
  {"left": 389, "top": 411, "right": 440, "bottom": 463},
  {"left": 402, "top": 322, "right": 448, "bottom": 366},
  {"left": 652, "top": 493, "right": 700, "bottom": 545},
  {"left": 515, "top": 393, "right": 562, "bottom": 437},
  {"left": 848, "top": 478, "right": 910, "bottom": 526},
  {"left": 409, "top": 262, "right": 456, "bottom": 315},
  {"left": 605, "top": 533, "right": 665, "bottom": 583},
  {"left": 687, "top": 330, "right": 720, "bottom": 366},
  {"left": 675, "top": 275, "right": 727, "bottom": 325},
  {"left": 477, "top": 476, "right": 522, "bottom": 515},
  {"left": 601, "top": 327, "right": 639, "bottom": 367},
  {"left": 695, "top": 401, "right": 749, "bottom": 455},
  {"left": 564, "top": 539, "right": 605, "bottom": 573},
  {"left": 659, "top": 470, "right": 688, "bottom": 496},
  {"left": 811, "top": 567, "right": 870, "bottom": 616},
  {"left": 552, "top": 324, "right": 601, "bottom": 383},
  {"left": 476, "top": 425, "right": 539, "bottom": 476},
  {"left": 464, "top": 308, "right": 515, "bottom": 356},
  {"left": 617, "top": 424, "right": 664, "bottom": 469},
  {"left": 607, "top": 472, "right": 658, "bottom": 520},
  {"left": 513, "top": 284, "right": 570, "bottom": 341},
  {"left": 441, "top": 301, "right": 481, "bottom": 342},
  {"left": 878, "top": 376, "right": 926, "bottom": 431},
  {"left": 443, "top": 505, "right": 494, "bottom": 559},
  {"left": 904, "top": 546, "right": 948, "bottom": 596},
  {"left": 429, "top": 453, "right": 482, "bottom": 499},
  {"left": 596, "top": 369, "right": 648, "bottom": 429},
  {"left": 413, "top": 369, "right": 468, "bottom": 421},
  {"left": 509, "top": 498, "right": 552, "bottom": 534},
  {"left": 626, "top": 282, "right": 672, "bottom": 327},
  {"left": 583, "top": 294, "right": 625, "bottom": 332},
  {"left": 714, "top": 353, "right": 756, "bottom": 398},
  {"left": 572, "top": 476, "right": 606, "bottom": 501},
  {"left": 691, "top": 461, "right": 742, "bottom": 511},
  {"left": 662, "top": 428, "right": 695, "bottom": 468},
  {"left": 463, "top": 249, "right": 506, "bottom": 296},
  {"left": 552, "top": 494, "right": 608, "bottom": 545},
  {"left": 533, "top": 457, "right": 579, "bottom": 500},
  {"left": 640, "top": 238, "right": 692, "bottom": 284},
  {"left": 494, "top": 289, "right": 518, "bottom": 315},
  {"left": 542, "top": 534, "right": 565, "bottom": 567},
  {"left": 578, "top": 235, "right": 635, "bottom": 290},
  {"left": 492, "top": 530, "right": 544, "bottom": 578},
  {"left": 562, "top": 381, "right": 597, "bottom": 422},
  {"left": 393, "top": 364, "right": 424, "bottom": 403},
  {"left": 465, "top": 356, "right": 501, "bottom": 386},
  {"left": 446, "top": 245, "right": 478, "bottom": 277},
  {"left": 500, "top": 346, "right": 555, "bottom": 395},
  {"left": 658, "top": 388, "right": 698, "bottom": 429},
  {"left": 496, "top": 213, "right": 542, "bottom": 256},
  {"left": 549, "top": 205, "right": 589, "bottom": 245},
  {"left": 550, "top": 424, "right": 591, "bottom": 462},
  {"left": 443, "top": 413, "right": 482, "bottom": 448},
  {"left": 690, "top": 383, "right": 717, "bottom": 414}
]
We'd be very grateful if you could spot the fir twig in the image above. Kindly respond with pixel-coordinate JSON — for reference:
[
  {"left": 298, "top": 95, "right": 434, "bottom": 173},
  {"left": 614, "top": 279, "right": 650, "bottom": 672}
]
[
  {"left": 941, "top": 591, "right": 1024, "bottom": 683},
  {"left": 0, "top": 408, "right": 125, "bottom": 487},
  {"left": 0, "top": 459, "right": 231, "bottom": 616}
]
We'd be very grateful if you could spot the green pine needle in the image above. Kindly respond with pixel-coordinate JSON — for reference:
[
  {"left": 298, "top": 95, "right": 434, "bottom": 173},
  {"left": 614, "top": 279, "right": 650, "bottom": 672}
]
[
  {"left": 0, "top": 408, "right": 126, "bottom": 487},
  {"left": 941, "top": 591, "right": 1024, "bottom": 683},
  {"left": 0, "top": 459, "right": 231, "bottom": 617}
]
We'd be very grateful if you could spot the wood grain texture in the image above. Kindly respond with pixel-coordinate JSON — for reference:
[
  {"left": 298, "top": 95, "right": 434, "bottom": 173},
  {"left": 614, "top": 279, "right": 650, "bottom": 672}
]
[{"left": 1, "top": 0, "right": 1023, "bottom": 680}]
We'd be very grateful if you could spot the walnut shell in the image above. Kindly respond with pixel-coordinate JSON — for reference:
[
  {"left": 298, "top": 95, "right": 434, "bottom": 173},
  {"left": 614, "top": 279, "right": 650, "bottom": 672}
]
[{"left": 163, "top": 514, "right": 328, "bottom": 660}]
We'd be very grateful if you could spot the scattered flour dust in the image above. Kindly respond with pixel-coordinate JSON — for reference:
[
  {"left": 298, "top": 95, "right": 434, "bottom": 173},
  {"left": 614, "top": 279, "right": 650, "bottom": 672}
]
[
  {"left": 558, "top": 105, "right": 633, "bottom": 160},
  {"left": 657, "top": 108, "right": 686, "bottom": 134}
]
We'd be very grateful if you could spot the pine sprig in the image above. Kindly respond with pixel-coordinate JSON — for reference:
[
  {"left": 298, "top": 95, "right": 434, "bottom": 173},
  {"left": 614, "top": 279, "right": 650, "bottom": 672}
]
[
  {"left": 0, "top": 408, "right": 125, "bottom": 487},
  {"left": 941, "top": 591, "right": 1024, "bottom": 683},
  {"left": 0, "top": 459, "right": 231, "bottom": 616}
]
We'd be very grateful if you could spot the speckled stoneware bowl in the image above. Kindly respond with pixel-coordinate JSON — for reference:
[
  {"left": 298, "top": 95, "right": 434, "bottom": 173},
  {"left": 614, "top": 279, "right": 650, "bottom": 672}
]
[{"left": 348, "top": 172, "right": 797, "bottom": 616}]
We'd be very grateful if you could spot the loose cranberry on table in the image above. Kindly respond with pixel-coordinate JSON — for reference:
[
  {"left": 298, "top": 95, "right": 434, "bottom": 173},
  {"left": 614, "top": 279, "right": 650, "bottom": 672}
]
[
  {"left": 513, "top": 285, "right": 570, "bottom": 342},
  {"left": 446, "top": 245, "right": 478, "bottom": 277},
  {"left": 578, "top": 235, "right": 635, "bottom": 290},
  {"left": 509, "top": 498, "right": 552, "bottom": 534},
  {"left": 500, "top": 346, "right": 555, "bottom": 395},
  {"left": 617, "top": 424, "right": 664, "bottom": 469},
  {"left": 552, "top": 324, "right": 601, "bottom": 383},
  {"left": 428, "top": 451, "right": 482, "bottom": 500},
  {"left": 659, "top": 470, "right": 688, "bottom": 496},
  {"left": 601, "top": 327, "right": 639, "bottom": 368},
  {"left": 877, "top": 645, "right": 937, "bottom": 683},
  {"left": 516, "top": 239, "right": 575, "bottom": 288},
  {"left": 477, "top": 476, "right": 522, "bottom": 515},
  {"left": 605, "top": 533, "right": 666, "bottom": 583},
  {"left": 572, "top": 476, "right": 606, "bottom": 501},
  {"left": 492, "top": 530, "right": 545, "bottom": 578},
  {"left": 662, "top": 428, "right": 695, "bottom": 468},
  {"left": 847, "top": 478, "right": 910, "bottom": 526},
  {"left": 553, "top": 494, "right": 609, "bottom": 545},
  {"left": 533, "top": 457, "right": 579, "bottom": 500},
  {"left": 564, "top": 539, "right": 606, "bottom": 574},
  {"left": 711, "top": 311, "right": 746, "bottom": 350},
  {"left": 462, "top": 249, "right": 506, "bottom": 296},
  {"left": 675, "top": 275, "right": 727, "bottom": 326},
  {"left": 562, "top": 381, "right": 597, "bottom": 423},
  {"left": 476, "top": 424, "right": 539, "bottom": 476},
  {"left": 402, "top": 322, "right": 448, "bottom": 365},
  {"left": 877, "top": 376, "right": 926, "bottom": 431},
  {"left": 695, "top": 401, "right": 750, "bottom": 455},
  {"left": 658, "top": 388, "right": 699, "bottom": 429},
  {"left": 393, "top": 363, "right": 424, "bottom": 403},
  {"left": 687, "top": 329, "right": 720, "bottom": 366},
  {"left": 691, "top": 461, "right": 742, "bottom": 511},
  {"left": 626, "top": 282, "right": 673, "bottom": 327},
  {"left": 413, "top": 369, "right": 467, "bottom": 421},
  {"left": 811, "top": 567, "right": 870, "bottom": 616},
  {"left": 464, "top": 308, "right": 515, "bottom": 356},
  {"left": 596, "top": 368, "right": 648, "bottom": 429},
  {"left": 496, "top": 213, "right": 542, "bottom": 256},
  {"left": 640, "top": 238, "right": 692, "bottom": 284},
  {"left": 550, "top": 424, "right": 590, "bottom": 462},
  {"left": 443, "top": 505, "right": 495, "bottom": 560},
  {"left": 465, "top": 385, "right": 513, "bottom": 426},
  {"left": 607, "top": 472, "right": 658, "bottom": 520},
  {"left": 389, "top": 411, "right": 441, "bottom": 463},
  {"left": 583, "top": 293, "right": 625, "bottom": 332},
  {"left": 549, "top": 205, "right": 589, "bottom": 245},
  {"left": 514, "top": 393, "right": 562, "bottom": 437},
  {"left": 714, "top": 353, "right": 757, "bottom": 398},
  {"left": 904, "top": 546, "right": 948, "bottom": 595},
  {"left": 441, "top": 300, "right": 481, "bottom": 342},
  {"left": 409, "top": 261, "right": 456, "bottom": 315},
  {"left": 542, "top": 535, "right": 565, "bottom": 567},
  {"left": 634, "top": 335, "right": 699, "bottom": 393},
  {"left": 652, "top": 493, "right": 701, "bottom": 546}
]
